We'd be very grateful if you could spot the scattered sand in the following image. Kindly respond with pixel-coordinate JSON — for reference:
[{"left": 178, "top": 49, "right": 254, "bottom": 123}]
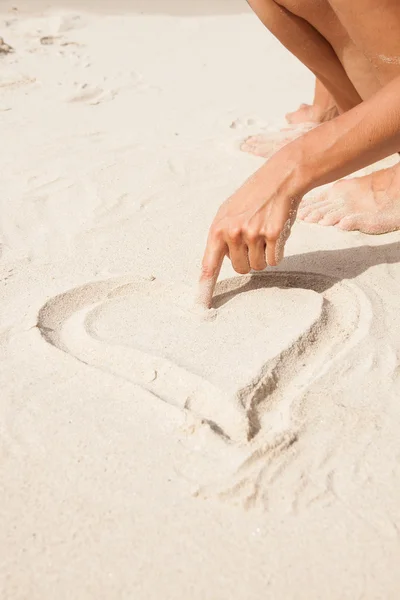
[{"left": 2, "top": 2, "right": 400, "bottom": 599}]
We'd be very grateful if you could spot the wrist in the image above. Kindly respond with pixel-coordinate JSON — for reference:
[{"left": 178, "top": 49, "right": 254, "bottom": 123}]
[
  {"left": 260, "top": 140, "right": 314, "bottom": 201},
  {"left": 271, "top": 121, "right": 340, "bottom": 196}
]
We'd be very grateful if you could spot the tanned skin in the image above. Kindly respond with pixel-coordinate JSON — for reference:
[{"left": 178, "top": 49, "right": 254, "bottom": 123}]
[{"left": 199, "top": 0, "right": 400, "bottom": 307}]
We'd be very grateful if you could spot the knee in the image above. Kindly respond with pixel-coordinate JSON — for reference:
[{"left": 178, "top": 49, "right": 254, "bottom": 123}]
[
  {"left": 246, "top": 0, "right": 281, "bottom": 13},
  {"left": 246, "top": 0, "right": 296, "bottom": 32},
  {"left": 274, "top": 0, "right": 327, "bottom": 21},
  {"left": 247, "top": 0, "right": 311, "bottom": 24}
]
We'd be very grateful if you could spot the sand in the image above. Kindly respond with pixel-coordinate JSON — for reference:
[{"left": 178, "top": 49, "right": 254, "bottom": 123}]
[{"left": 2, "top": 2, "right": 400, "bottom": 599}]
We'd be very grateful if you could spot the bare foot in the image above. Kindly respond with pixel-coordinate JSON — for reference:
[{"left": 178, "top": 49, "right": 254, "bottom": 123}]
[
  {"left": 297, "top": 164, "right": 400, "bottom": 233},
  {"left": 286, "top": 79, "right": 339, "bottom": 125},
  {"left": 285, "top": 102, "right": 339, "bottom": 125},
  {"left": 240, "top": 123, "right": 314, "bottom": 159},
  {"left": 241, "top": 80, "right": 339, "bottom": 160},
  {"left": 240, "top": 103, "right": 338, "bottom": 160}
]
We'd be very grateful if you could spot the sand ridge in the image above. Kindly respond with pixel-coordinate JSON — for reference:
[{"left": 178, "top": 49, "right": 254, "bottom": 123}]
[{"left": 37, "top": 268, "right": 369, "bottom": 457}]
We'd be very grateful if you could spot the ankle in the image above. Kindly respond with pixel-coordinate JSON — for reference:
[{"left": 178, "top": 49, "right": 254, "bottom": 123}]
[{"left": 312, "top": 103, "right": 339, "bottom": 122}]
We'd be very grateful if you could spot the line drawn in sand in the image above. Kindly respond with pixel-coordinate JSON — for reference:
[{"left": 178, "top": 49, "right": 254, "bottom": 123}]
[{"left": 36, "top": 271, "right": 372, "bottom": 510}]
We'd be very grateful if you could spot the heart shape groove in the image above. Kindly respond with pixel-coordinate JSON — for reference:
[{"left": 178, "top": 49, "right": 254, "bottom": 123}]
[{"left": 37, "top": 272, "right": 369, "bottom": 444}]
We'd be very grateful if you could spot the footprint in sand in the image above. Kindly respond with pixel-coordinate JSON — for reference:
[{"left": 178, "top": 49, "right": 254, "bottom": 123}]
[
  {"left": 40, "top": 36, "right": 58, "bottom": 46},
  {"left": 53, "top": 14, "right": 86, "bottom": 34},
  {"left": 33, "top": 13, "right": 86, "bottom": 37},
  {"left": 37, "top": 271, "right": 367, "bottom": 444},
  {"left": 67, "top": 84, "right": 116, "bottom": 105},
  {"left": 229, "top": 117, "right": 261, "bottom": 130},
  {"left": 67, "top": 72, "right": 149, "bottom": 105},
  {"left": 240, "top": 123, "right": 316, "bottom": 159}
]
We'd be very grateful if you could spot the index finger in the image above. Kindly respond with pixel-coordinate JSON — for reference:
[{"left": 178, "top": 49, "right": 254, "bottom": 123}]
[{"left": 197, "top": 238, "right": 226, "bottom": 309}]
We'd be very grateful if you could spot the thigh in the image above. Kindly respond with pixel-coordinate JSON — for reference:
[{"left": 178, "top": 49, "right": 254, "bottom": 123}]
[
  {"left": 328, "top": 0, "right": 400, "bottom": 85},
  {"left": 275, "top": 0, "right": 382, "bottom": 98},
  {"left": 274, "top": 0, "right": 343, "bottom": 39},
  {"left": 247, "top": 0, "right": 362, "bottom": 110}
]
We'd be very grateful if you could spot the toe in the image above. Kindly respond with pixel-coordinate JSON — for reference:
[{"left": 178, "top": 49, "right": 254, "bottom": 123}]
[
  {"left": 248, "top": 146, "right": 272, "bottom": 158},
  {"left": 245, "top": 135, "right": 266, "bottom": 145},
  {"left": 297, "top": 199, "right": 333, "bottom": 220},
  {"left": 244, "top": 135, "right": 258, "bottom": 144},
  {"left": 299, "top": 190, "right": 327, "bottom": 208},
  {"left": 297, "top": 206, "right": 313, "bottom": 220},
  {"left": 240, "top": 135, "right": 272, "bottom": 157},
  {"left": 285, "top": 104, "right": 312, "bottom": 125},
  {"left": 303, "top": 209, "right": 325, "bottom": 223},
  {"left": 240, "top": 140, "right": 258, "bottom": 154},
  {"left": 297, "top": 204, "right": 318, "bottom": 220},
  {"left": 318, "top": 209, "right": 344, "bottom": 226},
  {"left": 336, "top": 214, "right": 363, "bottom": 231},
  {"left": 240, "top": 142, "right": 252, "bottom": 153},
  {"left": 240, "top": 136, "right": 254, "bottom": 149},
  {"left": 241, "top": 135, "right": 260, "bottom": 148}
]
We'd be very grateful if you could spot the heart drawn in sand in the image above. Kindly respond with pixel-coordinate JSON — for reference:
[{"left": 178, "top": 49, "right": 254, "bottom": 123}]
[{"left": 37, "top": 272, "right": 365, "bottom": 444}]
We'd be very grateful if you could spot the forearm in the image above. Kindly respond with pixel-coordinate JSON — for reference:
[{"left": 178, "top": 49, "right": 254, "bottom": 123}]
[{"left": 285, "top": 75, "right": 400, "bottom": 195}]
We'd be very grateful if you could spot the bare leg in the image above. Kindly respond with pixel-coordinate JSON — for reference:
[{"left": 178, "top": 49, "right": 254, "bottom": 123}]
[
  {"left": 201, "top": 0, "right": 400, "bottom": 292},
  {"left": 285, "top": 78, "right": 339, "bottom": 125},
  {"left": 245, "top": 0, "right": 362, "bottom": 111},
  {"left": 243, "top": 0, "right": 400, "bottom": 233},
  {"left": 241, "top": 0, "right": 361, "bottom": 159},
  {"left": 296, "top": 0, "right": 400, "bottom": 232}
]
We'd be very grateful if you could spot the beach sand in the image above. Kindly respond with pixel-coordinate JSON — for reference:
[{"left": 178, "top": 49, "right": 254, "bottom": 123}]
[{"left": 1, "top": 1, "right": 400, "bottom": 598}]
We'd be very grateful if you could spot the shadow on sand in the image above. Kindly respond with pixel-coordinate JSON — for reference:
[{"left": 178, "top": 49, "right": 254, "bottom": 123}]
[{"left": 213, "top": 240, "right": 400, "bottom": 307}]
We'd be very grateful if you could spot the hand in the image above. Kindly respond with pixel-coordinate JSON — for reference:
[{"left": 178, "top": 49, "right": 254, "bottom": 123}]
[{"left": 198, "top": 155, "right": 303, "bottom": 308}]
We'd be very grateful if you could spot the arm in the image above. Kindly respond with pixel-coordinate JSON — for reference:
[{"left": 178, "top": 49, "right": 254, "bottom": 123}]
[
  {"left": 199, "top": 75, "right": 400, "bottom": 307},
  {"left": 296, "top": 73, "right": 400, "bottom": 189}
]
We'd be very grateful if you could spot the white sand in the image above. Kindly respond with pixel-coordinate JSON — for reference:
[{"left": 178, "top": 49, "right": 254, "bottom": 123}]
[{"left": 2, "top": 2, "right": 400, "bottom": 598}]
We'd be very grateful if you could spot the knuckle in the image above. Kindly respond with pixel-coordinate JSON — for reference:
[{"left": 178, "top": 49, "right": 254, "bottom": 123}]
[
  {"left": 265, "top": 224, "right": 282, "bottom": 241},
  {"left": 259, "top": 227, "right": 267, "bottom": 238},
  {"left": 210, "top": 224, "right": 223, "bottom": 240},
  {"left": 244, "top": 227, "right": 260, "bottom": 243},
  {"left": 226, "top": 226, "right": 242, "bottom": 243},
  {"left": 201, "top": 263, "right": 216, "bottom": 279}
]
